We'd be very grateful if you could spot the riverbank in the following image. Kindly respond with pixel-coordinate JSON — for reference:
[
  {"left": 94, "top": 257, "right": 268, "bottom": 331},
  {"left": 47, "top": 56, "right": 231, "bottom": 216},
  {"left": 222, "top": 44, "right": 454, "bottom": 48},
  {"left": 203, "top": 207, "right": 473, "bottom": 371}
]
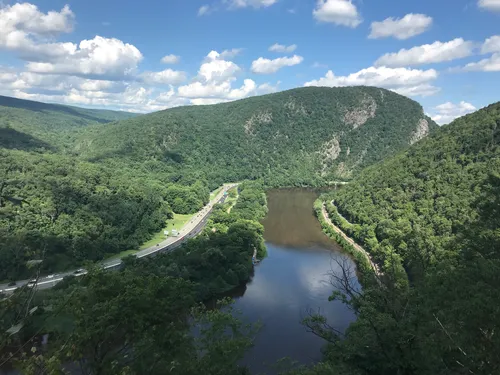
[{"left": 313, "top": 198, "right": 380, "bottom": 280}]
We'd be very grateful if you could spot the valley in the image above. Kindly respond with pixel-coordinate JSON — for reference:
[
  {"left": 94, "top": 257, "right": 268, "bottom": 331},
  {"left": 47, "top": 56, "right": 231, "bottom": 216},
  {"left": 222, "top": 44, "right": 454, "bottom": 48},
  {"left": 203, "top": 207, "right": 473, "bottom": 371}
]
[{"left": 1, "top": 90, "right": 499, "bottom": 375}]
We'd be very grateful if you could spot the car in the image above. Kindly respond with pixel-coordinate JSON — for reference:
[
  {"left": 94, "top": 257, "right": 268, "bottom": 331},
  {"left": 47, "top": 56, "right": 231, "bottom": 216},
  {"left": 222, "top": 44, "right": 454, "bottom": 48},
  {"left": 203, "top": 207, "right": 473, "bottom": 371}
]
[
  {"left": 47, "top": 274, "right": 55, "bottom": 279},
  {"left": 74, "top": 269, "right": 85, "bottom": 275},
  {"left": 27, "top": 280, "right": 37, "bottom": 288},
  {"left": 7, "top": 281, "right": 16, "bottom": 287}
]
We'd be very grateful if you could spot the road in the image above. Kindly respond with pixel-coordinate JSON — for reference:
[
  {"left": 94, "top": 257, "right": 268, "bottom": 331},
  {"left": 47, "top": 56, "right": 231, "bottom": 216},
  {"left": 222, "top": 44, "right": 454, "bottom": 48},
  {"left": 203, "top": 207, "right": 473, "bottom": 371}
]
[{"left": 0, "top": 184, "right": 238, "bottom": 294}]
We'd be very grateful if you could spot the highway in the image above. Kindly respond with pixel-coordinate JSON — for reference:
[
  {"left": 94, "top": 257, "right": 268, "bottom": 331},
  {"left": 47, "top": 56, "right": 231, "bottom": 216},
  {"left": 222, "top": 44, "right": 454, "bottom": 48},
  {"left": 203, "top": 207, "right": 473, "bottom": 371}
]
[{"left": 0, "top": 184, "right": 238, "bottom": 294}]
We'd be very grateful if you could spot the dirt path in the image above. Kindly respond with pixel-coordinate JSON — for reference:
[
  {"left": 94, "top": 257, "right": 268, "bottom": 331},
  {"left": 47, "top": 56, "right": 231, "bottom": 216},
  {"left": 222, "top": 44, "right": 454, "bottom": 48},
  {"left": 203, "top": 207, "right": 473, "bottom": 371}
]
[{"left": 322, "top": 203, "right": 382, "bottom": 276}]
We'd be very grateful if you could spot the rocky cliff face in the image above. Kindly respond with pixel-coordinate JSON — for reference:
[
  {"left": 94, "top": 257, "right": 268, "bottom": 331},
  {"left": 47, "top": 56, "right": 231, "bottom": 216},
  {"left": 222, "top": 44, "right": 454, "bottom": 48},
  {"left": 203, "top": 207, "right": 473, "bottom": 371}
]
[{"left": 75, "top": 86, "right": 438, "bottom": 184}]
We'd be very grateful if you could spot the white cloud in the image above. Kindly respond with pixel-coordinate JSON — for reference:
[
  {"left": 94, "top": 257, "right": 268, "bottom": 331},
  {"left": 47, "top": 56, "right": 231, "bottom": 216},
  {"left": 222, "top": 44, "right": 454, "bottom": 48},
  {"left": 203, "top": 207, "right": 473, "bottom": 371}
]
[
  {"left": 392, "top": 84, "right": 440, "bottom": 97},
  {"left": 257, "top": 81, "right": 281, "bottom": 94},
  {"left": 25, "top": 36, "right": 143, "bottom": 80},
  {"left": 478, "top": 0, "right": 500, "bottom": 12},
  {"left": 269, "top": 43, "right": 297, "bottom": 53},
  {"left": 199, "top": 51, "right": 241, "bottom": 82},
  {"left": 0, "top": 3, "right": 74, "bottom": 37},
  {"left": 375, "top": 38, "right": 474, "bottom": 67},
  {"left": 430, "top": 101, "right": 476, "bottom": 125},
  {"left": 224, "top": 0, "right": 278, "bottom": 9},
  {"left": 219, "top": 48, "right": 243, "bottom": 59},
  {"left": 0, "top": 3, "right": 76, "bottom": 61},
  {"left": 251, "top": 55, "right": 303, "bottom": 74},
  {"left": 313, "top": 0, "right": 362, "bottom": 28},
  {"left": 304, "top": 66, "right": 439, "bottom": 97},
  {"left": 141, "top": 68, "right": 187, "bottom": 85},
  {"left": 190, "top": 98, "right": 229, "bottom": 105},
  {"left": 461, "top": 53, "right": 500, "bottom": 72},
  {"left": 369, "top": 14, "right": 432, "bottom": 40},
  {"left": 481, "top": 35, "right": 500, "bottom": 53},
  {"left": 177, "top": 50, "right": 260, "bottom": 104},
  {"left": 198, "top": 5, "right": 211, "bottom": 16},
  {"left": 161, "top": 54, "right": 180, "bottom": 64}
]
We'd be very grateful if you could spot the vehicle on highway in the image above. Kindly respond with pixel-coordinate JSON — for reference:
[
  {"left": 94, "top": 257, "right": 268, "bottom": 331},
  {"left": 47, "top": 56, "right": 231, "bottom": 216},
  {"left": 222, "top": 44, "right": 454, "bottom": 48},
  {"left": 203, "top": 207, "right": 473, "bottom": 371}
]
[
  {"left": 27, "top": 280, "right": 36, "bottom": 288},
  {"left": 7, "top": 281, "right": 16, "bottom": 287},
  {"left": 47, "top": 274, "right": 55, "bottom": 279},
  {"left": 74, "top": 269, "right": 85, "bottom": 275}
]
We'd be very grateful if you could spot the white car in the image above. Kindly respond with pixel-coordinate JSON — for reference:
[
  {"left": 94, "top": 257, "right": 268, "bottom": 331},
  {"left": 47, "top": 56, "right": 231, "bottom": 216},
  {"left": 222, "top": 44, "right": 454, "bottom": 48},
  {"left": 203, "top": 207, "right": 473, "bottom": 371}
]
[
  {"left": 27, "top": 280, "right": 37, "bottom": 288},
  {"left": 47, "top": 274, "right": 55, "bottom": 279}
]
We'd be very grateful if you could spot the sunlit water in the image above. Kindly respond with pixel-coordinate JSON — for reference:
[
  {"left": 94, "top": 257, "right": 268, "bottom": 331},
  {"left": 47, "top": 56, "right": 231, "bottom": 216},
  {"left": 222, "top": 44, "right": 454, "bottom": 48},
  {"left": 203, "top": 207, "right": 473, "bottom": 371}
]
[
  {"left": 0, "top": 189, "right": 357, "bottom": 375},
  {"left": 230, "top": 189, "right": 358, "bottom": 374}
]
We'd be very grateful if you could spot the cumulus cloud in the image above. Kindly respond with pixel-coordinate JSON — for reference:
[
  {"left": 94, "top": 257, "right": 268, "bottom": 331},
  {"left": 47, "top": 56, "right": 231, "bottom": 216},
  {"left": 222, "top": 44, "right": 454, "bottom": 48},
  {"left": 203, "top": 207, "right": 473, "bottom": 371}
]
[
  {"left": 199, "top": 51, "right": 241, "bottom": 82},
  {"left": 269, "top": 43, "right": 297, "bottom": 53},
  {"left": 177, "top": 50, "right": 260, "bottom": 105},
  {"left": 304, "top": 66, "right": 439, "bottom": 97},
  {"left": 430, "top": 101, "right": 476, "bottom": 125},
  {"left": 313, "top": 0, "right": 362, "bottom": 28},
  {"left": 161, "top": 54, "right": 180, "bottom": 64},
  {"left": 251, "top": 55, "right": 303, "bottom": 74},
  {"left": 369, "top": 14, "right": 432, "bottom": 40},
  {"left": 224, "top": 0, "right": 278, "bottom": 9},
  {"left": 375, "top": 38, "right": 474, "bottom": 67},
  {"left": 25, "top": 36, "right": 143, "bottom": 80},
  {"left": 0, "top": 3, "right": 74, "bottom": 37},
  {"left": 461, "top": 53, "right": 500, "bottom": 72},
  {"left": 481, "top": 35, "right": 500, "bottom": 53},
  {"left": 141, "top": 68, "right": 187, "bottom": 85},
  {"left": 0, "top": 3, "right": 76, "bottom": 60},
  {"left": 478, "top": 0, "right": 500, "bottom": 12},
  {"left": 257, "top": 81, "right": 281, "bottom": 94}
]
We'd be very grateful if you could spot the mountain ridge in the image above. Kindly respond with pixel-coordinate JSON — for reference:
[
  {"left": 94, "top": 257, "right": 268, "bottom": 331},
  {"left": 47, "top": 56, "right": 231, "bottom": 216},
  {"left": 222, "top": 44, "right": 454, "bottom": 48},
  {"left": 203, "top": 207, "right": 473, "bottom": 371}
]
[{"left": 72, "top": 86, "right": 438, "bottom": 186}]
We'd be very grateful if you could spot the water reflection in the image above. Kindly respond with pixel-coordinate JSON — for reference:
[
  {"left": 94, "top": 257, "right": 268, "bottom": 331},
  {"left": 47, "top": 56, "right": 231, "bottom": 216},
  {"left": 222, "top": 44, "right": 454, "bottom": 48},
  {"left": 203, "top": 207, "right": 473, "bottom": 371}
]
[{"left": 231, "top": 189, "right": 357, "bottom": 374}]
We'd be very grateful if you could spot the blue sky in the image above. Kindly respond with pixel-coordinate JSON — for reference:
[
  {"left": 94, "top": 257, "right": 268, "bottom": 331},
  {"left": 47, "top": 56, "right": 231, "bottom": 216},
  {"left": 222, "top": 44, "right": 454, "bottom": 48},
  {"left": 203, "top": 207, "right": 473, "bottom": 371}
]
[{"left": 0, "top": 0, "right": 499, "bottom": 123}]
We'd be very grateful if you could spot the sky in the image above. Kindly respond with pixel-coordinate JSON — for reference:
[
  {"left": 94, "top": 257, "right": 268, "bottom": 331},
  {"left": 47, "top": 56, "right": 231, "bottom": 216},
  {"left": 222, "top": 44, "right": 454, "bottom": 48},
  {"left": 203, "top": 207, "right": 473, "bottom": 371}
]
[{"left": 0, "top": 0, "right": 499, "bottom": 124}]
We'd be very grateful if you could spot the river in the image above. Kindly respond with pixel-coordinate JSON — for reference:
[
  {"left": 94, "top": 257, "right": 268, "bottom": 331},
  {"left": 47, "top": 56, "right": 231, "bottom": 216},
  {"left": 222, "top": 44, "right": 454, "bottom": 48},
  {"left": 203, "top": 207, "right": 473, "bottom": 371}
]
[
  {"left": 0, "top": 189, "right": 357, "bottom": 375},
  {"left": 229, "top": 189, "right": 358, "bottom": 374}
]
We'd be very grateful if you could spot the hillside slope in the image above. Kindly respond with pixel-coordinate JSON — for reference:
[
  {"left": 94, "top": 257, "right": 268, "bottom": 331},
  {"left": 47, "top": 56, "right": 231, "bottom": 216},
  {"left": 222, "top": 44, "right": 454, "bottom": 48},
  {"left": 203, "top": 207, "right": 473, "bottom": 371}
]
[
  {"left": 326, "top": 101, "right": 500, "bottom": 277},
  {"left": 75, "top": 86, "right": 437, "bottom": 186},
  {"left": 0, "top": 95, "right": 138, "bottom": 149}
]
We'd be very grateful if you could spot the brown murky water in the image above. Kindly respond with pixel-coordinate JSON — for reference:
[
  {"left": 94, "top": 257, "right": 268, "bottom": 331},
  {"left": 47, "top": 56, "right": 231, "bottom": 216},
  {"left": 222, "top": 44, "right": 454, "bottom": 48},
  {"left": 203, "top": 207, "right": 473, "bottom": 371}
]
[{"left": 231, "top": 189, "right": 358, "bottom": 374}]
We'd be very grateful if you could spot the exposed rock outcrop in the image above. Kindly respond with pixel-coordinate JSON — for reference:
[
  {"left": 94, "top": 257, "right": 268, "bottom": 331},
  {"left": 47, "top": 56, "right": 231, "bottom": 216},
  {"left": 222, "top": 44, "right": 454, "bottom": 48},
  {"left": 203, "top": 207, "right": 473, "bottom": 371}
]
[
  {"left": 409, "top": 119, "right": 429, "bottom": 145},
  {"left": 344, "top": 95, "right": 377, "bottom": 129}
]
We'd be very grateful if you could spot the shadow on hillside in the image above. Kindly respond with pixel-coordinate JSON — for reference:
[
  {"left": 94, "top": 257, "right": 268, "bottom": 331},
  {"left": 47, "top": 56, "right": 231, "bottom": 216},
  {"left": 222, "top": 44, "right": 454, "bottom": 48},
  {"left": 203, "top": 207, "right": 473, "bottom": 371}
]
[
  {"left": 0, "top": 95, "right": 120, "bottom": 124},
  {"left": 0, "top": 127, "right": 53, "bottom": 151}
]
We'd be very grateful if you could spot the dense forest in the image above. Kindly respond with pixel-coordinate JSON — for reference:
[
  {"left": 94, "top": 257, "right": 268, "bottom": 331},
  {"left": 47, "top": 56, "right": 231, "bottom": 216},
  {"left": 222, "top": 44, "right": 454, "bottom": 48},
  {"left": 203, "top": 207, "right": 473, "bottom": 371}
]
[
  {"left": 2, "top": 92, "right": 498, "bottom": 375},
  {"left": 0, "top": 95, "right": 137, "bottom": 149},
  {"left": 0, "top": 88, "right": 434, "bottom": 279},
  {"left": 0, "top": 181, "right": 268, "bottom": 375},
  {"left": 73, "top": 86, "right": 437, "bottom": 186},
  {"left": 303, "top": 102, "right": 500, "bottom": 374}
]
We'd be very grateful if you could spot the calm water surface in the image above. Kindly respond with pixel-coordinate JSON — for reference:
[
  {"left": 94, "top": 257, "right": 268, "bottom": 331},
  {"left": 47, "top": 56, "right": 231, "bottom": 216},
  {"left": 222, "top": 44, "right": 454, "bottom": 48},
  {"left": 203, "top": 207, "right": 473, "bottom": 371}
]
[{"left": 232, "top": 189, "right": 358, "bottom": 374}]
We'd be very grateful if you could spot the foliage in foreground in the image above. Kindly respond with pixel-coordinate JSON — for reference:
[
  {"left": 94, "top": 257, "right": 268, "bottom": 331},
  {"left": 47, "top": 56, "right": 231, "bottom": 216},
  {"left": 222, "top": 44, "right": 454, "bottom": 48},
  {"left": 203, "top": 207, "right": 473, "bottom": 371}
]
[
  {"left": 0, "top": 182, "right": 267, "bottom": 374},
  {"left": 300, "top": 103, "right": 500, "bottom": 374}
]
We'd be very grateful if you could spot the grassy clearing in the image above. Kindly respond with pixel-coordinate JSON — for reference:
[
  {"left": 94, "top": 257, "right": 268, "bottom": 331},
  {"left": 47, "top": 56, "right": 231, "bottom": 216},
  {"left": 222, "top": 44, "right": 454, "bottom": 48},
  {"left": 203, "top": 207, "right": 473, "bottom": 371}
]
[
  {"left": 139, "top": 213, "right": 194, "bottom": 250},
  {"left": 225, "top": 187, "right": 239, "bottom": 213},
  {"left": 209, "top": 186, "right": 223, "bottom": 201}
]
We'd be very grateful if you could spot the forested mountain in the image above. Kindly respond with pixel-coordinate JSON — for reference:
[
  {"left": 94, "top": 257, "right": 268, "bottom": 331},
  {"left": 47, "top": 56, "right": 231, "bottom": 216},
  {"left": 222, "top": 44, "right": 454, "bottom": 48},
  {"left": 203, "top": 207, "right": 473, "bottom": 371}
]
[
  {"left": 74, "top": 86, "right": 437, "bottom": 186},
  {"left": 328, "top": 101, "right": 500, "bottom": 278},
  {"left": 302, "top": 102, "right": 500, "bottom": 374},
  {"left": 0, "top": 95, "right": 137, "bottom": 149},
  {"left": 0, "top": 88, "right": 436, "bottom": 279}
]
